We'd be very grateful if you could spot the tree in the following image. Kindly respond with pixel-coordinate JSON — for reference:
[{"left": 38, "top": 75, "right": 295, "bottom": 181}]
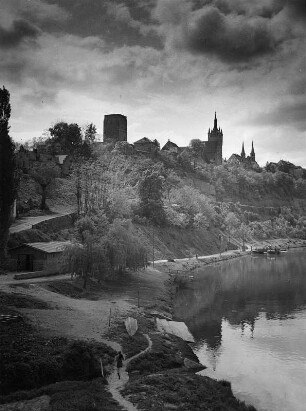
[
  {"left": 84, "top": 123, "right": 97, "bottom": 144},
  {"left": 0, "top": 86, "right": 16, "bottom": 270},
  {"left": 189, "top": 139, "right": 204, "bottom": 168},
  {"left": 106, "top": 219, "right": 147, "bottom": 273},
  {"left": 63, "top": 216, "right": 146, "bottom": 287},
  {"left": 49, "top": 122, "right": 82, "bottom": 154},
  {"left": 63, "top": 241, "right": 110, "bottom": 289},
  {"left": 138, "top": 170, "right": 166, "bottom": 225},
  {"left": 74, "top": 212, "right": 109, "bottom": 244},
  {"left": 30, "top": 162, "right": 60, "bottom": 210}
]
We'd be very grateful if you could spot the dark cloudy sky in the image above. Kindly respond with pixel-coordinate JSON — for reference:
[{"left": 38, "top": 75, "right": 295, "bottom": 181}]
[{"left": 1, "top": 0, "right": 305, "bottom": 166}]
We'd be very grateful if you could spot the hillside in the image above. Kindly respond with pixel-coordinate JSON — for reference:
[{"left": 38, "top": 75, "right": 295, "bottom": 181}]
[{"left": 12, "top": 144, "right": 306, "bottom": 265}]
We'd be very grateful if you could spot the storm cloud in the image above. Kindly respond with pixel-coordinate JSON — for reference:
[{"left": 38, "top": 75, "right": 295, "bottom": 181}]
[
  {"left": 154, "top": 0, "right": 304, "bottom": 63},
  {"left": 184, "top": 7, "right": 276, "bottom": 62},
  {"left": 0, "top": 19, "right": 40, "bottom": 49}
]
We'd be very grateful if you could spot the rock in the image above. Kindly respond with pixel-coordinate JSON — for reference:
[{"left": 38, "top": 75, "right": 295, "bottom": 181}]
[
  {"left": 183, "top": 358, "right": 206, "bottom": 372},
  {"left": 164, "top": 404, "right": 179, "bottom": 410}
]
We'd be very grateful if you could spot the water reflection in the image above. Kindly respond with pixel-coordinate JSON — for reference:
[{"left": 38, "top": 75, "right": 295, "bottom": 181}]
[{"left": 174, "top": 249, "right": 306, "bottom": 411}]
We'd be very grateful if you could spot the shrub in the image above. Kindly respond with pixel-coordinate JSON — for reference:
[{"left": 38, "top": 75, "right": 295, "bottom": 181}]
[{"left": 127, "top": 351, "right": 182, "bottom": 374}]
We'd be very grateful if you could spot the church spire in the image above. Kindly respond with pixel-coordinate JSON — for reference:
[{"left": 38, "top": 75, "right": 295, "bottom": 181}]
[
  {"left": 250, "top": 140, "right": 255, "bottom": 161},
  {"left": 214, "top": 111, "right": 217, "bottom": 130},
  {"left": 241, "top": 142, "right": 245, "bottom": 159}
]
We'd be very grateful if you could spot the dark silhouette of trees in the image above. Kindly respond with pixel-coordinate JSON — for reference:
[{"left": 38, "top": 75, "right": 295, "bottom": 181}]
[
  {"left": 48, "top": 122, "right": 97, "bottom": 158},
  {"left": 0, "top": 86, "right": 16, "bottom": 270},
  {"left": 48, "top": 122, "right": 82, "bottom": 154}
]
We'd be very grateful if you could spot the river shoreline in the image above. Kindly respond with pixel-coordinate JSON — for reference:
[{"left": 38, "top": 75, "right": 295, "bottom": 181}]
[
  {"left": 154, "top": 237, "right": 306, "bottom": 276},
  {"left": 129, "top": 237, "right": 305, "bottom": 410},
  {"left": 1, "top": 237, "right": 304, "bottom": 410}
]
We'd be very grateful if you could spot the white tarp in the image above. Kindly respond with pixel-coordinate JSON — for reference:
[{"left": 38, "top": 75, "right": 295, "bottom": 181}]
[
  {"left": 156, "top": 319, "right": 195, "bottom": 342},
  {"left": 125, "top": 317, "right": 138, "bottom": 336}
]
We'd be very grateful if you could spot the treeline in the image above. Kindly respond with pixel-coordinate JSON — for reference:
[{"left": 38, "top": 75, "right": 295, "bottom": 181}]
[
  {"left": 18, "top": 122, "right": 98, "bottom": 159},
  {"left": 212, "top": 163, "right": 306, "bottom": 201}
]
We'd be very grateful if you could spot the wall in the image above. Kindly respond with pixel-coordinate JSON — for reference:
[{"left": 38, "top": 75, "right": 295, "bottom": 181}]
[{"left": 32, "top": 213, "right": 75, "bottom": 232}]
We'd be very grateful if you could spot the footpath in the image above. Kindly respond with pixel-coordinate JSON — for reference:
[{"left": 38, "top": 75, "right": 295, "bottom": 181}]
[{"left": 108, "top": 334, "right": 152, "bottom": 411}]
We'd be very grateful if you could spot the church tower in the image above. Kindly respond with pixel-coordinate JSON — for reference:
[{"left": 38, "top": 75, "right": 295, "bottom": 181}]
[
  {"left": 250, "top": 141, "right": 255, "bottom": 162},
  {"left": 206, "top": 112, "right": 223, "bottom": 165},
  {"left": 241, "top": 142, "right": 246, "bottom": 160}
]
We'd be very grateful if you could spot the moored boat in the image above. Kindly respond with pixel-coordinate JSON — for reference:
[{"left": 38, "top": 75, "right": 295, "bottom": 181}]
[
  {"left": 266, "top": 248, "right": 280, "bottom": 255},
  {"left": 252, "top": 248, "right": 266, "bottom": 254}
]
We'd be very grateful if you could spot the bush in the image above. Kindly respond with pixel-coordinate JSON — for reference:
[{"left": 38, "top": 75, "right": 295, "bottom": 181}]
[
  {"left": 62, "top": 341, "right": 100, "bottom": 381},
  {"left": 127, "top": 351, "right": 183, "bottom": 374},
  {"left": 62, "top": 340, "right": 115, "bottom": 382}
]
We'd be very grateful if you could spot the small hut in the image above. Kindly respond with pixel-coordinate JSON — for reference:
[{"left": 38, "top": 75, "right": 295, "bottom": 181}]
[{"left": 9, "top": 241, "right": 70, "bottom": 272}]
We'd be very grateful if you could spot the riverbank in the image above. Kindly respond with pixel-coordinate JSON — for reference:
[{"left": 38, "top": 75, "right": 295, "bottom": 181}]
[
  {"left": 153, "top": 237, "right": 306, "bottom": 278},
  {"left": 0, "top": 260, "right": 259, "bottom": 411},
  {"left": 1, "top": 238, "right": 304, "bottom": 409}
]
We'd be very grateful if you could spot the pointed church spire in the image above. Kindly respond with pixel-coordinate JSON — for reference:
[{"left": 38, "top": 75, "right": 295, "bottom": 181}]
[
  {"left": 241, "top": 142, "right": 245, "bottom": 159},
  {"left": 214, "top": 111, "right": 217, "bottom": 130},
  {"left": 250, "top": 140, "right": 255, "bottom": 161},
  {"left": 250, "top": 140, "right": 255, "bottom": 155}
]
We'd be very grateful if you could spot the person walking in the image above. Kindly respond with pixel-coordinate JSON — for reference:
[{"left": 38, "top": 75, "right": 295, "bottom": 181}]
[{"left": 116, "top": 351, "right": 124, "bottom": 379}]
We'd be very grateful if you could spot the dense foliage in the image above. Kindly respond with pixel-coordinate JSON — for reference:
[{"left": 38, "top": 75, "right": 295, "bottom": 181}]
[
  {"left": 0, "top": 87, "right": 16, "bottom": 270},
  {"left": 138, "top": 170, "right": 166, "bottom": 225}
]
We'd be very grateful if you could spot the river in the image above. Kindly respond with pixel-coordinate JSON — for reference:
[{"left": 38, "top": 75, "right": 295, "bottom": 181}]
[{"left": 174, "top": 248, "right": 306, "bottom": 411}]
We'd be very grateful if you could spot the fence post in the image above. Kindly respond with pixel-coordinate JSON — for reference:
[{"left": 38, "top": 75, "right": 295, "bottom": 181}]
[{"left": 100, "top": 358, "right": 104, "bottom": 377}]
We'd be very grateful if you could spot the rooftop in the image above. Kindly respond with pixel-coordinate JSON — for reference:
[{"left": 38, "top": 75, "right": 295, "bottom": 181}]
[{"left": 21, "top": 241, "right": 72, "bottom": 253}]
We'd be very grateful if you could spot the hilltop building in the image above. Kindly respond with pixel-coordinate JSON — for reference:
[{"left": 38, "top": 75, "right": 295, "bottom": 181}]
[
  {"left": 133, "top": 137, "right": 160, "bottom": 154},
  {"left": 103, "top": 112, "right": 224, "bottom": 164},
  {"left": 162, "top": 140, "right": 180, "bottom": 154},
  {"left": 203, "top": 112, "right": 223, "bottom": 165},
  {"left": 103, "top": 114, "right": 127, "bottom": 143},
  {"left": 228, "top": 141, "right": 258, "bottom": 167}
]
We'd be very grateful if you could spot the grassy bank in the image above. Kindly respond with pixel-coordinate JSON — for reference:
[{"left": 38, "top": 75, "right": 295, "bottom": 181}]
[
  {"left": 0, "top": 379, "right": 123, "bottom": 411},
  {"left": 118, "top": 317, "right": 256, "bottom": 411},
  {"left": 105, "top": 303, "right": 257, "bottom": 410},
  {"left": 0, "top": 245, "right": 266, "bottom": 410},
  {"left": 0, "top": 292, "right": 121, "bottom": 410}
]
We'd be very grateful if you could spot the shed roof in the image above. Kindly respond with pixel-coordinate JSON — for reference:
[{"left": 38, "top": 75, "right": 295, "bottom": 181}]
[{"left": 17, "top": 241, "right": 71, "bottom": 254}]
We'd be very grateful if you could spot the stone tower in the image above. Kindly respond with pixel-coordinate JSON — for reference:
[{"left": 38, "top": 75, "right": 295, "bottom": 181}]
[
  {"left": 103, "top": 114, "right": 127, "bottom": 143},
  {"left": 205, "top": 112, "right": 223, "bottom": 165}
]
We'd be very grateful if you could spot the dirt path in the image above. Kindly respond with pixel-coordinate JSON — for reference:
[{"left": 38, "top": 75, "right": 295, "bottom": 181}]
[
  {"left": 0, "top": 269, "right": 163, "bottom": 409},
  {"left": 1, "top": 281, "right": 134, "bottom": 351},
  {"left": 108, "top": 334, "right": 152, "bottom": 411}
]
